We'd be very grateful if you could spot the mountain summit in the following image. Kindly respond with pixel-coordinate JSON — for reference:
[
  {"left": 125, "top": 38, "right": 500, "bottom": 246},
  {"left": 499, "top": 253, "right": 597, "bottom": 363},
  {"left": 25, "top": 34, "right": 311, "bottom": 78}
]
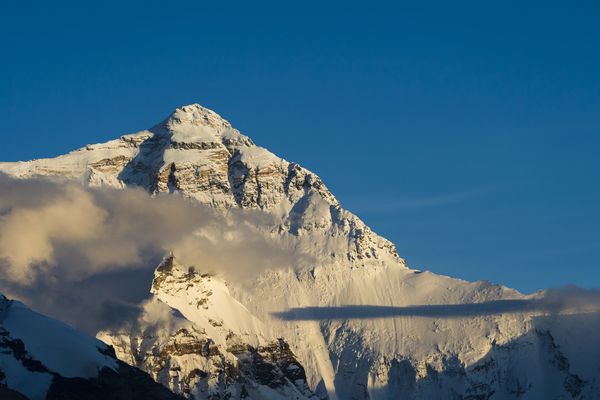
[
  {"left": 1, "top": 105, "right": 599, "bottom": 399},
  {"left": 162, "top": 104, "right": 234, "bottom": 130}
]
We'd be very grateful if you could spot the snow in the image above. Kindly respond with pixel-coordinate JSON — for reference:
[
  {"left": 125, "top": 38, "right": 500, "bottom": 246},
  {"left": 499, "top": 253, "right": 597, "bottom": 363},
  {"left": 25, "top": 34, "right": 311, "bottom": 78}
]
[
  {"left": 170, "top": 123, "right": 220, "bottom": 144},
  {"left": 3, "top": 300, "right": 117, "bottom": 378},
  {"left": 1, "top": 103, "right": 598, "bottom": 399},
  {"left": 288, "top": 190, "right": 333, "bottom": 234},
  {"left": 220, "top": 127, "right": 252, "bottom": 144},
  {"left": 150, "top": 257, "right": 270, "bottom": 347},
  {"left": 0, "top": 352, "right": 53, "bottom": 400},
  {"left": 0, "top": 134, "right": 142, "bottom": 182},
  {"left": 166, "top": 104, "right": 231, "bottom": 129},
  {"left": 237, "top": 146, "right": 282, "bottom": 169}
]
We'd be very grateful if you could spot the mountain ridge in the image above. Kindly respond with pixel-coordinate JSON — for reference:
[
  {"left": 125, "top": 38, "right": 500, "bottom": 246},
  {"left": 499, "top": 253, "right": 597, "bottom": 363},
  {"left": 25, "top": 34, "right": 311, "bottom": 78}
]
[
  {"left": 0, "top": 293, "right": 185, "bottom": 400},
  {"left": 1, "top": 104, "right": 599, "bottom": 399}
]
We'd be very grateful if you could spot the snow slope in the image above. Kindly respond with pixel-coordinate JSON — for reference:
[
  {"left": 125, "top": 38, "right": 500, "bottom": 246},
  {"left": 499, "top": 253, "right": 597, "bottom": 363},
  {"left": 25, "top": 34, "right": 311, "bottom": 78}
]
[
  {"left": 0, "top": 293, "right": 183, "bottom": 400},
  {"left": 97, "top": 255, "right": 317, "bottom": 399},
  {"left": 2, "top": 104, "right": 599, "bottom": 399}
]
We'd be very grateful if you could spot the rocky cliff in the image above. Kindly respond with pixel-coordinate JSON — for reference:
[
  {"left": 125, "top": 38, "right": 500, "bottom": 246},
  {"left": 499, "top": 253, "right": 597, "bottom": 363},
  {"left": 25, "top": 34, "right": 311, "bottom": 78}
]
[{"left": 1, "top": 104, "right": 599, "bottom": 399}]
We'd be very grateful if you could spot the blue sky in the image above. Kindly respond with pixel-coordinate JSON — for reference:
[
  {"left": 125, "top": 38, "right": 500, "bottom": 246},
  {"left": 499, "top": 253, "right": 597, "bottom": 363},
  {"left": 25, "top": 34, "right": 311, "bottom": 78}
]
[{"left": 1, "top": 1, "right": 599, "bottom": 293}]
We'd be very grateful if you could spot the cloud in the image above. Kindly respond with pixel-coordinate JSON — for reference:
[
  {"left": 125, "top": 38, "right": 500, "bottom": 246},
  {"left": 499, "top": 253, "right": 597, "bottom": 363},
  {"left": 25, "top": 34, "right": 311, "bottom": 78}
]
[
  {"left": 0, "top": 173, "right": 307, "bottom": 332},
  {"left": 273, "top": 286, "right": 600, "bottom": 321},
  {"left": 342, "top": 186, "right": 507, "bottom": 214},
  {"left": 0, "top": 174, "right": 302, "bottom": 283},
  {"left": 541, "top": 285, "right": 600, "bottom": 311},
  {"left": 0, "top": 185, "right": 107, "bottom": 281}
]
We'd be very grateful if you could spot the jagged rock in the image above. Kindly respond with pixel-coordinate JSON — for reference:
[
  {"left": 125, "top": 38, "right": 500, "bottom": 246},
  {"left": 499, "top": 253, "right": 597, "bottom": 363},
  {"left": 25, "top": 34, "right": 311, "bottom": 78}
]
[
  {"left": 2, "top": 104, "right": 600, "bottom": 399},
  {"left": 0, "top": 294, "right": 183, "bottom": 400},
  {"left": 99, "top": 255, "right": 318, "bottom": 399}
]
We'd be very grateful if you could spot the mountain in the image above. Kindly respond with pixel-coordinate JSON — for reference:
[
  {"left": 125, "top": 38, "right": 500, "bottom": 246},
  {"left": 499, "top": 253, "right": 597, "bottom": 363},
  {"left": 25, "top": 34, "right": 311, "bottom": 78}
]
[
  {"left": 0, "top": 293, "right": 183, "bottom": 400},
  {"left": 1, "top": 104, "right": 599, "bottom": 399},
  {"left": 98, "top": 255, "right": 318, "bottom": 400}
]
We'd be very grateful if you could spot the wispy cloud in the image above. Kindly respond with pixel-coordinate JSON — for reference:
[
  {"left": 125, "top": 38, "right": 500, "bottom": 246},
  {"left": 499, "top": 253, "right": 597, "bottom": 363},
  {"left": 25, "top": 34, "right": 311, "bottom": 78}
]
[
  {"left": 273, "top": 286, "right": 600, "bottom": 321},
  {"left": 0, "top": 173, "right": 310, "bottom": 332},
  {"left": 341, "top": 185, "right": 507, "bottom": 214},
  {"left": 517, "top": 242, "right": 600, "bottom": 261},
  {"left": 0, "top": 173, "right": 303, "bottom": 284}
]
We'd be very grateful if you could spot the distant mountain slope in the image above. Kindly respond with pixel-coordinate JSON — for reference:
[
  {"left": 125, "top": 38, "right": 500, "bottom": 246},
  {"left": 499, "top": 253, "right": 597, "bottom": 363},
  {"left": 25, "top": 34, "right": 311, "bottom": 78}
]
[
  {"left": 0, "top": 293, "right": 183, "bottom": 400},
  {"left": 1, "top": 104, "right": 599, "bottom": 399}
]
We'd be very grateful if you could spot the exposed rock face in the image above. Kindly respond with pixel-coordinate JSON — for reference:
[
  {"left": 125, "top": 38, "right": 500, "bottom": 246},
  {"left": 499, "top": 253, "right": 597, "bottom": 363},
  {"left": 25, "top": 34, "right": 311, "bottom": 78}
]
[
  {"left": 0, "top": 104, "right": 399, "bottom": 265},
  {"left": 2, "top": 104, "right": 600, "bottom": 399},
  {"left": 0, "top": 294, "right": 183, "bottom": 400},
  {"left": 99, "top": 256, "right": 317, "bottom": 400}
]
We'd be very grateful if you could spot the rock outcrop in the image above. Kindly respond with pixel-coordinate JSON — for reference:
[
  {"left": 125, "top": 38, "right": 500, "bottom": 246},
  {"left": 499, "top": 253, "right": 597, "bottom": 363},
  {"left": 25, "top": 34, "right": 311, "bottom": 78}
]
[
  {"left": 0, "top": 294, "right": 183, "bottom": 400},
  {"left": 2, "top": 104, "right": 599, "bottom": 399}
]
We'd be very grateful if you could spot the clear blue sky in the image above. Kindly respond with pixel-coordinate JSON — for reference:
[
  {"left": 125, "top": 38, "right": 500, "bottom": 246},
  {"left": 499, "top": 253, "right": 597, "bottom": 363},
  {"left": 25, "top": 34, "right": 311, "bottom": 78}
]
[{"left": 1, "top": 1, "right": 599, "bottom": 293}]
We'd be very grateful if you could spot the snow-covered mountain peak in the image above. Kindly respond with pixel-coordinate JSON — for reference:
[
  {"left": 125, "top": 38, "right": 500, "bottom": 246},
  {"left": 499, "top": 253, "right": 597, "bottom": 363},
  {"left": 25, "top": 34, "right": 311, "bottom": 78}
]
[
  {"left": 152, "top": 104, "right": 253, "bottom": 148},
  {"left": 2, "top": 104, "right": 599, "bottom": 399},
  {"left": 145, "top": 104, "right": 254, "bottom": 152},
  {"left": 0, "top": 104, "right": 401, "bottom": 262},
  {"left": 164, "top": 104, "right": 232, "bottom": 130}
]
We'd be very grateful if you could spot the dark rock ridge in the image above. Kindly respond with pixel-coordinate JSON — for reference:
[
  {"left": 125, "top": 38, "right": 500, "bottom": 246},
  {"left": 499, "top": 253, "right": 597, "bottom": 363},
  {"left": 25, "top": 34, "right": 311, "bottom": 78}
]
[
  {"left": 0, "top": 294, "right": 184, "bottom": 400},
  {"left": 1, "top": 104, "right": 599, "bottom": 399}
]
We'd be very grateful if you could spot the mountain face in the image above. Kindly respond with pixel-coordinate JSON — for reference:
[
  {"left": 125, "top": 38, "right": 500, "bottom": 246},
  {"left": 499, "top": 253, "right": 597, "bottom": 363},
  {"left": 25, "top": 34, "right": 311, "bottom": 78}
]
[
  {"left": 97, "top": 255, "right": 317, "bottom": 400},
  {"left": 1, "top": 104, "right": 599, "bottom": 399},
  {"left": 0, "top": 293, "right": 183, "bottom": 400}
]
